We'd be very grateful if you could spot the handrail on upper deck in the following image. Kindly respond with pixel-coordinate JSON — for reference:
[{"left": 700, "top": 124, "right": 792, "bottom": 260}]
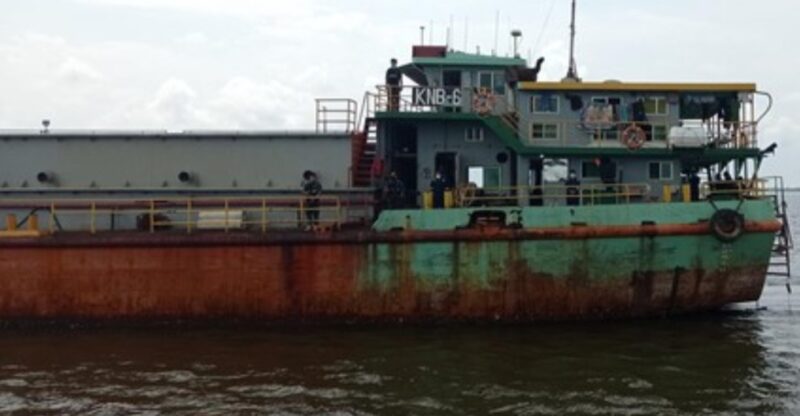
[
  {"left": 452, "top": 182, "right": 652, "bottom": 207},
  {"left": 316, "top": 98, "right": 357, "bottom": 134},
  {"left": 0, "top": 195, "right": 350, "bottom": 236}
]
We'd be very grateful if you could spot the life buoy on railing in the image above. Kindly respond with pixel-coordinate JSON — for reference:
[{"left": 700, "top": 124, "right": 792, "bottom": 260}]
[
  {"left": 472, "top": 89, "right": 496, "bottom": 115},
  {"left": 620, "top": 124, "right": 647, "bottom": 150},
  {"left": 710, "top": 208, "right": 745, "bottom": 242}
]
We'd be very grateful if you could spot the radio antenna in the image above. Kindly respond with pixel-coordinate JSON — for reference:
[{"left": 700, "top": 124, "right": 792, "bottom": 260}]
[
  {"left": 493, "top": 10, "right": 499, "bottom": 56},
  {"left": 463, "top": 16, "right": 469, "bottom": 51},
  {"left": 565, "top": 0, "right": 581, "bottom": 81}
]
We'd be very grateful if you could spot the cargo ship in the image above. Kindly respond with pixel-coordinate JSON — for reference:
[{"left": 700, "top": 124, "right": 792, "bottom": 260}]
[{"left": 0, "top": 4, "right": 793, "bottom": 323}]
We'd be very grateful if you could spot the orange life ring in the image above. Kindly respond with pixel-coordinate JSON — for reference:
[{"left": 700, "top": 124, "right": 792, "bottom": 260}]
[
  {"left": 472, "top": 89, "right": 496, "bottom": 115},
  {"left": 621, "top": 124, "right": 647, "bottom": 150}
]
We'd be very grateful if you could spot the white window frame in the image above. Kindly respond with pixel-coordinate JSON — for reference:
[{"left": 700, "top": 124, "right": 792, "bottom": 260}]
[
  {"left": 531, "top": 95, "right": 560, "bottom": 114},
  {"left": 645, "top": 96, "right": 669, "bottom": 116},
  {"left": 648, "top": 161, "right": 674, "bottom": 181},
  {"left": 467, "top": 166, "right": 502, "bottom": 189},
  {"left": 477, "top": 71, "right": 505, "bottom": 95},
  {"left": 530, "top": 122, "right": 560, "bottom": 141},
  {"left": 651, "top": 124, "right": 668, "bottom": 142},
  {"left": 465, "top": 127, "right": 485, "bottom": 143},
  {"left": 477, "top": 71, "right": 494, "bottom": 91}
]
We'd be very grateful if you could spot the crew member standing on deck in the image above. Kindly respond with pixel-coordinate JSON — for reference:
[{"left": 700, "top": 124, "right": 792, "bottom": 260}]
[
  {"left": 689, "top": 171, "right": 701, "bottom": 202},
  {"left": 386, "top": 58, "right": 402, "bottom": 111},
  {"left": 430, "top": 171, "right": 447, "bottom": 209},
  {"left": 301, "top": 170, "right": 323, "bottom": 230},
  {"left": 565, "top": 169, "right": 581, "bottom": 206},
  {"left": 383, "top": 171, "right": 406, "bottom": 209}
]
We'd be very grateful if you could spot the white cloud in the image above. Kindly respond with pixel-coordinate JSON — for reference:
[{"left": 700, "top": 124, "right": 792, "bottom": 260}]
[
  {"left": 176, "top": 32, "right": 209, "bottom": 45},
  {"left": 209, "top": 77, "right": 307, "bottom": 129},
  {"left": 143, "top": 78, "right": 213, "bottom": 127},
  {"left": 78, "top": 0, "right": 322, "bottom": 19},
  {"left": 57, "top": 57, "right": 102, "bottom": 83}
]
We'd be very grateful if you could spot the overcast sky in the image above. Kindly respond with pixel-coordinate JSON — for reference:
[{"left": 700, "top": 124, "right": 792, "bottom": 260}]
[{"left": 0, "top": 0, "right": 797, "bottom": 183}]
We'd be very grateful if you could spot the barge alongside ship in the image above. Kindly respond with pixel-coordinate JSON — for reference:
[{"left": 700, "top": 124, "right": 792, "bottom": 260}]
[{"left": 0, "top": 12, "right": 793, "bottom": 323}]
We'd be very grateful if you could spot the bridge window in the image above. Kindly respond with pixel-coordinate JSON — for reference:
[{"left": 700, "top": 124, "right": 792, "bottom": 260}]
[
  {"left": 592, "top": 96, "right": 622, "bottom": 107},
  {"left": 531, "top": 123, "right": 559, "bottom": 141},
  {"left": 645, "top": 97, "right": 668, "bottom": 115},
  {"left": 652, "top": 125, "right": 667, "bottom": 141},
  {"left": 648, "top": 162, "right": 673, "bottom": 180},
  {"left": 531, "top": 94, "right": 559, "bottom": 114},
  {"left": 478, "top": 71, "right": 506, "bottom": 95},
  {"left": 468, "top": 166, "right": 501, "bottom": 189},
  {"left": 465, "top": 127, "right": 484, "bottom": 143},
  {"left": 581, "top": 161, "right": 617, "bottom": 179}
]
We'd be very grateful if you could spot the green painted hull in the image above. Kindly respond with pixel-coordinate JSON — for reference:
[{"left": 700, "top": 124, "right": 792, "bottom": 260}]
[{"left": 360, "top": 200, "right": 777, "bottom": 319}]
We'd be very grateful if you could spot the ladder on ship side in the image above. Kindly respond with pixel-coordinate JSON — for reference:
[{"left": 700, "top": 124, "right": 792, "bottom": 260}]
[
  {"left": 491, "top": 93, "right": 522, "bottom": 139},
  {"left": 351, "top": 92, "right": 379, "bottom": 187},
  {"left": 767, "top": 178, "right": 793, "bottom": 281}
]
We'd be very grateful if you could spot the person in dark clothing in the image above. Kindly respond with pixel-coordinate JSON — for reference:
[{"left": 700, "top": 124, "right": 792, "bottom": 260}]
[
  {"left": 383, "top": 171, "right": 406, "bottom": 209},
  {"left": 689, "top": 172, "right": 701, "bottom": 202},
  {"left": 430, "top": 172, "right": 447, "bottom": 209},
  {"left": 529, "top": 186, "right": 544, "bottom": 206},
  {"left": 385, "top": 58, "right": 403, "bottom": 111},
  {"left": 565, "top": 169, "right": 581, "bottom": 206},
  {"left": 631, "top": 98, "right": 647, "bottom": 122},
  {"left": 301, "top": 170, "right": 322, "bottom": 229}
]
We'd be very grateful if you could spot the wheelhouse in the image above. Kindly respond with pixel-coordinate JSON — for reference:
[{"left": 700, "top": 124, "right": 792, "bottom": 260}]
[{"left": 359, "top": 45, "right": 773, "bottom": 208}]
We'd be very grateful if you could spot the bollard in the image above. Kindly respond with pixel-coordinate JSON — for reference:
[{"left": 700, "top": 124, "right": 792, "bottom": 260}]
[
  {"left": 444, "top": 191, "right": 455, "bottom": 209},
  {"left": 6, "top": 214, "right": 17, "bottom": 231},
  {"left": 662, "top": 185, "right": 673, "bottom": 203},
  {"left": 422, "top": 191, "right": 433, "bottom": 210},
  {"left": 681, "top": 184, "right": 691, "bottom": 203},
  {"left": 28, "top": 215, "right": 39, "bottom": 231}
]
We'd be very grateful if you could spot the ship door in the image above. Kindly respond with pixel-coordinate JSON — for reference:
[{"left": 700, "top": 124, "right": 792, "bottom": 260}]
[
  {"left": 435, "top": 152, "right": 458, "bottom": 189},
  {"left": 389, "top": 123, "right": 418, "bottom": 207},
  {"left": 529, "top": 158, "right": 544, "bottom": 206}
]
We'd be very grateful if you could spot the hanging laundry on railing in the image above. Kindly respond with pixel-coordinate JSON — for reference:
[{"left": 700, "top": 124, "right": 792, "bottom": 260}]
[{"left": 582, "top": 103, "right": 616, "bottom": 130}]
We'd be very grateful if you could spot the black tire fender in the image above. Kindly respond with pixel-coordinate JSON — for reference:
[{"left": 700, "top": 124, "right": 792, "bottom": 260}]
[{"left": 710, "top": 209, "right": 745, "bottom": 242}]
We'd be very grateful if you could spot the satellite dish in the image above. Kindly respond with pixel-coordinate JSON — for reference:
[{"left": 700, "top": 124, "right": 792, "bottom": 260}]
[{"left": 41, "top": 119, "right": 51, "bottom": 134}]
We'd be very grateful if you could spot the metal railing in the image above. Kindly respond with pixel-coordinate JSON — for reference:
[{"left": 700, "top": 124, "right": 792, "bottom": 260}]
[
  {"left": 454, "top": 183, "right": 652, "bottom": 207},
  {"left": 523, "top": 119, "right": 761, "bottom": 150},
  {"left": 0, "top": 195, "right": 347, "bottom": 235},
  {"left": 701, "top": 177, "right": 780, "bottom": 200},
  {"left": 315, "top": 99, "right": 357, "bottom": 133}
]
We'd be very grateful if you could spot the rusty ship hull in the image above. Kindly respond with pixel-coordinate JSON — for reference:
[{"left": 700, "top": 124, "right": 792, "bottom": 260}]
[{"left": 0, "top": 200, "right": 781, "bottom": 322}]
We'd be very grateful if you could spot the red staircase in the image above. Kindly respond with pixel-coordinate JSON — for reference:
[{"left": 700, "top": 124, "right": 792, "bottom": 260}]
[{"left": 351, "top": 119, "right": 377, "bottom": 187}]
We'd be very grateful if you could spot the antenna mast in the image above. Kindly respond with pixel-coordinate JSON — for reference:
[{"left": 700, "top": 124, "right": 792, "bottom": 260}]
[{"left": 565, "top": 0, "right": 581, "bottom": 81}]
